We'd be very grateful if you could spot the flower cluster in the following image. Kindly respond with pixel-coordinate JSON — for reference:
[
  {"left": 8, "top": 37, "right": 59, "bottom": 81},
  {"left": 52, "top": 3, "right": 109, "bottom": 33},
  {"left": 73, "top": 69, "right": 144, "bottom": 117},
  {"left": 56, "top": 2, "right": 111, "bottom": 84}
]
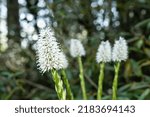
[
  {"left": 70, "top": 39, "right": 86, "bottom": 58},
  {"left": 96, "top": 37, "right": 128, "bottom": 63},
  {"left": 96, "top": 41, "right": 111, "bottom": 63},
  {"left": 112, "top": 37, "right": 128, "bottom": 62},
  {"left": 36, "top": 26, "right": 128, "bottom": 73},
  {"left": 36, "top": 27, "right": 68, "bottom": 73}
]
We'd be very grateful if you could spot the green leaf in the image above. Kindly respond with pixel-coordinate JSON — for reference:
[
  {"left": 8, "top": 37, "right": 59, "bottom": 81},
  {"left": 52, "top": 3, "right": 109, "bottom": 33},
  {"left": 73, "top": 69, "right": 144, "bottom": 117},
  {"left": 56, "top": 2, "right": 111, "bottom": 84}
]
[
  {"left": 139, "top": 89, "right": 150, "bottom": 100},
  {"left": 134, "top": 18, "right": 150, "bottom": 28},
  {"left": 130, "top": 82, "right": 149, "bottom": 90},
  {"left": 131, "top": 60, "right": 142, "bottom": 77},
  {"left": 144, "top": 48, "right": 150, "bottom": 57}
]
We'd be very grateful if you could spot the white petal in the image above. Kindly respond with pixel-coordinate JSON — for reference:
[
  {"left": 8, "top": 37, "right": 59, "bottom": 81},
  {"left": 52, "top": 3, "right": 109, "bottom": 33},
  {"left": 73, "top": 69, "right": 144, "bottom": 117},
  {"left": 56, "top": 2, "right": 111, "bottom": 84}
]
[
  {"left": 70, "top": 39, "right": 86, "bottom": 57},
  {"left": 36, "top": 27, "right": 68, "bottom": 73},
  {"left": 112, "top": 37, "right": 128, "bottom": 62},
  {"left": 96, "top": 40, "right": 111, "bottom": 63}
]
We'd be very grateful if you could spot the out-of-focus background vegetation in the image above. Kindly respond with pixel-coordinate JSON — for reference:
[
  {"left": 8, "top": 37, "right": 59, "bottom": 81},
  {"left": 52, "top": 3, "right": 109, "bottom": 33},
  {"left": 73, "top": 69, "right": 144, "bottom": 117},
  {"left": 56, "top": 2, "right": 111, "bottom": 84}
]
[{"left": 0, "top": 0, "right": 150, "bottom": 100}]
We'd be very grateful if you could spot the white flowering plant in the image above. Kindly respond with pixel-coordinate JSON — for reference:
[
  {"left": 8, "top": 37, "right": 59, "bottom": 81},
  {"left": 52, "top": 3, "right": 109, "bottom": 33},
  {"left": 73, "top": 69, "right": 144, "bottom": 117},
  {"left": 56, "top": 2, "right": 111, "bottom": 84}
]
[
  {"left": 36, "top": 27, "right": 73, "bottom": 100},
  {"left": 96, "top": 41, "right": 111, "bottom": 99},
  {"left": 70, "top": 39, "right": 87, "bottom": 99},
  {"left": 35, "top": 27, "right": 128, "bottom": 100},
  {"left": 112, "top": 37, "right": 128, "bottom": 100}
]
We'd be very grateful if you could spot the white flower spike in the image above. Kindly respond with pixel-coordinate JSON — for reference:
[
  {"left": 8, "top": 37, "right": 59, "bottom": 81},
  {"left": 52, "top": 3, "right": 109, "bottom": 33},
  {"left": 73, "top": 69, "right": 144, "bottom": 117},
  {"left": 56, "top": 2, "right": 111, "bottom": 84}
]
[
  {"left": 70, "top": 39, "right": 86, "bottom": 58},
  {"left": 36, "top": 27, "right": 68, "bottom": 73},
  {"left": 112, "top": 37, "right": 128, "bottom": 62},
  {"left": 96, "top": 40, "right": 111, "bottom": 63}
]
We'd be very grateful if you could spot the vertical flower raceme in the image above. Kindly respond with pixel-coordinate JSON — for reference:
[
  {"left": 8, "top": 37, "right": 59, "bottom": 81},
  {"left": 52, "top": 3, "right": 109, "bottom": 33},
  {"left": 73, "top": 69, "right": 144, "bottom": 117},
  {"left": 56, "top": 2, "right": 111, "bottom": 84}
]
[
  {"left": 36, "top": 27, "right": 69, "bottom": 100},
  {"left": 112, "top": 37, "right": 128, "bottom": 62},
  {"left": 96, "top": 41, "right": 111, "bottom": 63},
  {"left": 36, "top": 27, "right": 68, "bottom": 73},
  {"left": 96, "top": 40, "right": 111, "bottom": 100},
  {"left": 69, "top": 39, "right": 87, "bottom": 99},
  {"left": 70, "top": 39, "right": 86, "bottom": 58},
  {"left": 112, "top": 37, "right": 128, "bottom": 100}
]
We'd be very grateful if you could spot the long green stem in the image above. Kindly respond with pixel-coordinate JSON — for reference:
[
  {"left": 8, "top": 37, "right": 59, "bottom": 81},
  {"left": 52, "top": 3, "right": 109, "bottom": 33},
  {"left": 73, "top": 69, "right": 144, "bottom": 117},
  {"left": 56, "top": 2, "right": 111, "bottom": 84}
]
[
  {"left": 112, "top": 62, "right": 121, "bottom": 100},
  {"left": 51, "top": 70, "right": 66, "bottom": 100},
  {"left": 61, "top": 69, "right": 74, "bottom": 100},
  {"left": 97, "top": 62, "right": 105, "bottom": 100},
  {"left": 78, "top": 56, "right": 87, "bottom": 100}
]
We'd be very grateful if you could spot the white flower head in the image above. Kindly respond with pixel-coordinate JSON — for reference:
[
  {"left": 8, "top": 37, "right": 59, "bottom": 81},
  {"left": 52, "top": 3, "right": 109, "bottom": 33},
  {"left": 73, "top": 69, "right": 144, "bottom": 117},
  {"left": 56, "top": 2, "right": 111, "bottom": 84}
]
[
  {"left": 70, "top": 39, "right": 86, "bottom": 58},
  {"left": 112, "top": 37, "right": 128, "bottom": 62},
  {"left": 36, "top": 27, "right": 68, "bottom": 73},
  {"left": 96, "top": 40, "right": 111, "bottom": 63}
]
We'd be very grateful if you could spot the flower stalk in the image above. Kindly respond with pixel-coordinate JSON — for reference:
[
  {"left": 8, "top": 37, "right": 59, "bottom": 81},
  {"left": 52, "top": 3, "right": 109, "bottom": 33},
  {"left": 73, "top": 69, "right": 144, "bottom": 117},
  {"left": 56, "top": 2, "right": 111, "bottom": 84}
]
[
  {"left": 78, "top": 56, "right": 87, "bottom": 100},
  {"left": 97, "top": 62, "right": 105, "bottom": 100},
  {"left": 51, "top": 69, "right": 66, "bottom": 100},
  {"left": 112, "top": 62, "right": 120, "bottom": 100},
  {"left": 61, "top": 69, "right": 74, "bottom": 100}
]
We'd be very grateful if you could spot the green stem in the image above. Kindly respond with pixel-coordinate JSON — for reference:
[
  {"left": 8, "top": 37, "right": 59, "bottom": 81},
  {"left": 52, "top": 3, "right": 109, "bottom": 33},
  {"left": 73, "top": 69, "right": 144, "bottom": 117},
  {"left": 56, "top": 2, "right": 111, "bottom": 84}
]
[
  {"left": 51, "top": 69, "right": 66, "bottom": 100},
  {"left": 78, "top": 56, "right": 87, "bottom": 100},
  {"left": 61, "top": 69, "right": 74, "bottom": 100},
  {"left": 97, "top": 62, "right": 105, "bottom": 100},
  {"left": 112, "top": 62, "right": 121, "bottom": 100}
]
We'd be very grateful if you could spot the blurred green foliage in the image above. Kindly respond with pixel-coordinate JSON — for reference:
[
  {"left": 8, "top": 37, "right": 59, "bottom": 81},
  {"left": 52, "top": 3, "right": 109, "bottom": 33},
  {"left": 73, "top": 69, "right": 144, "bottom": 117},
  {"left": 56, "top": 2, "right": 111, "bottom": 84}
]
[{"left": 0, "top": 0, "right": 150, "bottom": 99}]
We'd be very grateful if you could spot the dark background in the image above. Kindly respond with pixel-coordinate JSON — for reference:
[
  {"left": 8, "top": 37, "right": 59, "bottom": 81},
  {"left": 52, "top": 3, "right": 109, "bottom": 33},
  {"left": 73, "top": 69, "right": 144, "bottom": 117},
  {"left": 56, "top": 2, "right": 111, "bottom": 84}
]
[{"left": 0, "top": 0, "right": 150, "bottom": 99}]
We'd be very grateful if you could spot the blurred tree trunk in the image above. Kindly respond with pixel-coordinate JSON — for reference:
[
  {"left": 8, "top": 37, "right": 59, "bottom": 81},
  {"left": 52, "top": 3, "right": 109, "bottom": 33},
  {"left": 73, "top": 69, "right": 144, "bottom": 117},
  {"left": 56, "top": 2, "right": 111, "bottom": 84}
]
[
  {"left": 26, "top": 0, "right": 39, "bottom": 33},
  {"left": 7, "top": 0, "right": 21, "bottom": 44}
]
